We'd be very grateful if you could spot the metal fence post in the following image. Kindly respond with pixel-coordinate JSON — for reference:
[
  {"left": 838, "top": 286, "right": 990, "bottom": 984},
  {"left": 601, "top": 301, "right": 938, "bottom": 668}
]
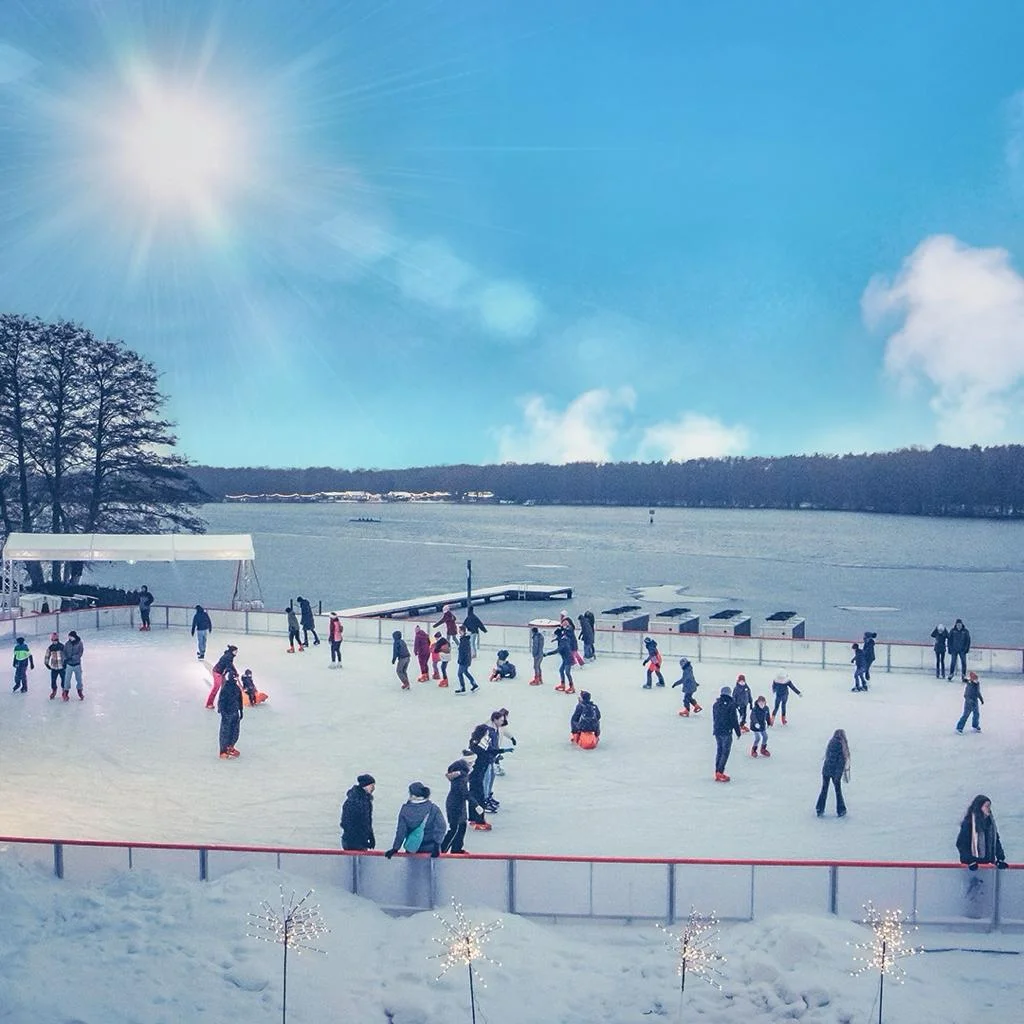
[
  {"left": 53, "top": 843, "right": 64, "bottom": 879},
  {"left": 666, "top": 863, "right": 675, "bottom": 924},
  {"left": 352, "top": 855, "right": 359, "bottom": 896},
  {"left": 199, "top": 848, "right": 208, "bottom": 881},
  {"left": 828, "top": 864, "right": 838, "bottom": 915},
  {"left": 749, "top": 865, "right": 756, "bottom": 920},
  {"left": 428, "top": 858, "right": 437, "bottom": 910},
  {"left": 507, "top": 859, "right": 516, "bottom": 915},
  {"left": 992, "top": 867, "right": 1001, "bottom": 932}
]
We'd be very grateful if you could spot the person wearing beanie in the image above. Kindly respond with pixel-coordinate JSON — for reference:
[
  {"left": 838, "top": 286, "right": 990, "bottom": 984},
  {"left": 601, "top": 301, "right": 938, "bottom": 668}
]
[
  {"left": 749, "top": 695, "right": 772, "bottom": 757},
  {"left": 216, "top": 665, "right": 244, "bottom": 759},
  {"left": 850, "top": 643, "right": 868, "bottom": 692},
  {"left": 240, "top": 668, "right": 269, "bottom": 706},
  {"left": 206, "top": 645, "right": 238, "bottom": 709},
  {"left": 466, "top": 723, "right": 494, "bottom": 830},
  {"left": 391, "top": 630, "right": 411, "bottom": 689},
  {"left": 413, "top": 624, "right": 432, "bottom": 682},
  {"left": 862, "top": 631, "right": 878, "bottom": 681},
  {"left": 462, "top": 606, "right": 488, "bottom": 658},
  {"left": 930, "top": 623, "right": 949, "bottom": 679},
  {"left": 340, "top": 774, "right": 376, "bottom": 851},
  {"left": 641, "top": 636, "right": 665, "bottom": 688},
  {"left": 570, "top": 690, "right": 601, "bottom": 749},
  {"left": 770, "top": 672, "right": 802, "bottom": 725},
  {"left": 455, "top": 625, "right": 477, "bottom": 693},
  {"left": 955, "top": 671, "right": 984, "bottom": 733},
  {"left": 671, "top": 657, "right": 702, "bottom": 716},
  {"left": 433, "top": 604, "right": 458, "bottom": 644},
  {"left": 492, "top": 707, "right": 516, "bottom": 776},
  {"left": 190, "top": 605, "right": 212, "bottom": 660},
  {"left": 431, "top": 631, "right": 451, "bottom": 687},
  {"left": 296, "top": 596, "right": 320, "bottom": 647},
  {"left": 11, "top": 636, "right": 34, "bottom": 693},
  {"left": 712, "top": 685, "right": 742, "bottom": 781},
  {"left": 385, "top": 781, "right": 447, "bottom": 858},
  {"left": 328, "top": 613, "right": 344, "bottom": 667},
  {"left": 44, "top": 632, "right": 66, "bottom": 700},
  {"left": 732, "top": 674, "right": 752, "bottom": 732},
  {"left": 137, "top": 584, "right": 154, "bottom": 631},
  {"left": 442, "top": 760, "right": 473, "bottom": 854},
  {"left": 956, "top": 795, "right": 1007, "bottom": 870},
  {"left": 578, "top": 610, "right": 596, "bottom": 661},
  {"left": 64, "top": 630, "right": 85, "bottom": 700},
  {"left": 547, "top": 626, "right": 575, "bottom": 693},
  {"left": 285, "top": 606, "right": 304, "bottom": 653}
]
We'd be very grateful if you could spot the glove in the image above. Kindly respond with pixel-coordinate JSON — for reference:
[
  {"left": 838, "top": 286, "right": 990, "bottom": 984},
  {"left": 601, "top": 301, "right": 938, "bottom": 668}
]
[
  {"left": 431, "top": 847, "right": 440, "bottom": 858},
  {"left": 239, "top": 711, "right": 243, "bottom": 721},
  {"left": 462, "top": 749, "right": 473, "bottom": 757},
  {"left": 384, "top": 849, "right": 397, "bottom": 860},
  {"left": 509, "top": 736, "right": 517, "bottom": 746},
  {"left": 997, "top": 861, "right": 1008, "bottom": 869},
  {"left": 968, "top": 862, "right": 979, "bottom": 871}
]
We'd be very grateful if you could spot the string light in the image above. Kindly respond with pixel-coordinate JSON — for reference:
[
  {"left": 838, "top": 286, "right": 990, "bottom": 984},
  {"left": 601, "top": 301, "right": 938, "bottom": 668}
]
[
  {"left": 248, "top": 887, "right": 330, "bottom": 955},
  {"left": 851, "top": 903, "right": 919, "bottom": 983},
  {"left": 429, "top": 899, "right": 502, "bottom": 984},
  {"left": 656, "top": 909, "right": 726, "bottom": 991}
]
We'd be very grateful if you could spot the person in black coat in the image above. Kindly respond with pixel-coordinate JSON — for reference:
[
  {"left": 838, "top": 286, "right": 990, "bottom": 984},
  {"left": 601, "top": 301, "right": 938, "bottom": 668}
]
[
  {"left": 770, "top": 673, "right": 802, "bottom": 723},
  {"left": 862, "top": 631, "right": 877, "bottom": 680},
  {"left": 296, "top": 596, "right": 320, "bottom": 647},
  {"left": 340, "top": 774, "right": 376, "bottom": 850},
  {"left": 466, "top": 724, "right": 494, "bottom": 830},
  {"left": 749, "top": 695, "right": 772, "bottom": 756},
  {"left": 391, "top": 630, "right": 411, "bottom": 689},
  {"left": 455, "top": 626, "right": 478, "bottom": 693},
  {"left": 570, "top": 690, "right": 601, "bottom": 745},
  {"left": 947, "top": 618, "right": 971, "bottom": 681},
  {"left": 815, "top": 729, "right": 850, "bottom": 817},
  {"left": 462, "top": 607, "right": 487, "bottom": 656},
  {"left": 956, "top": 794, "right": 1007, "bottom": 869},
  {"left": 930, "top": 624, "right": 948, "bottom": 679},
  {"left": 578, "top": 611, "right": 596, "bottom": 660},
  {"left": 712, "top": 687, "right": 742, "bottom": 781},
  {"left": 191, "top": 605, "right": 213, "bottom": 660},
  {"left": 546, "top": 627, "right": 575, "bottom": 692},
  {"left": 955, "top": 671, "right": 984, "bottom": 733},
  {"left": 216, "top": 666, "right": 244, "bottom": 758},
  {"left": 441, "top": 760, "right": 472, "bottom": 854}
]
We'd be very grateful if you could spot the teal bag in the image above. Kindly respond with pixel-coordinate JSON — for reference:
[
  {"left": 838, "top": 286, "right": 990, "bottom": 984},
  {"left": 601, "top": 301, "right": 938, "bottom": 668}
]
[{"left": 403, "top": 817, "right": 427, "bottom": 853}]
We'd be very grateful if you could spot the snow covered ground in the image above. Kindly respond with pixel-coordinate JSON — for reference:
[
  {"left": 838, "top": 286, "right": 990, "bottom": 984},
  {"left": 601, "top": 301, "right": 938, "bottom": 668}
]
[
  {"left": 1, "top": 626, "right": 1020, "bottom": 859},
  {"left": 2, "top": 626, "right": 1022, "bottom": 1022}
]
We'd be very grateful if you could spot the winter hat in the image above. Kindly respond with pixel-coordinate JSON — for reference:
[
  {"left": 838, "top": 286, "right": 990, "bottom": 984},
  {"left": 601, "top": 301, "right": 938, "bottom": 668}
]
[
  {"left": 446, "top": 760, "right": 470, "bottom": 775},
  {"left": 937, "top": 623, "right": 945, "bottom": 631},
  {"left": 392, "top": 630, "right": 402, "bottom": 639},
  {"left": 15, "top": 636, "right": 25, "bottom": 644},
  {"left": 968, "top": 671, "right": 978, "bottom": 681},
  {"left": 50, "top": 632, "right": 59, "bottom": 641},
  {"left": 228, "top": 645, "right": 238, "bottom": 653},
  {"left": 357, "top": 774, "right": 375, "bottom": 787},
  {"left": 408, "top": 781, "right": 430, "bottom": 799},
  {"left": 679, "top": 657, "right": 690, "bottom": 668},
  {"left": 773, "top": 672, "right": 788, "bottom": 683},
  {"left": 442, "top": 604, "right": 451, "bottom": 613},
  {"left": 736, "top": 673, "right": 746, "bottom": 683},
  {"left": 580, "top": 691, "right": 592, "bottom": 702},
  {"left": 68, "top": 631, "right": 79, "bottom": 640},
  {"left": 720, "top": 686, "right": 732, "bottom": 696},
  {"left": 434, "top": 631, "right": 442, "bottom": 639}
]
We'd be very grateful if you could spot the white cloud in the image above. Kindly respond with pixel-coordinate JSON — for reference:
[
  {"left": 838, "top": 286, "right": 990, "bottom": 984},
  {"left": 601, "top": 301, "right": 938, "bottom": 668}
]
[
  {"left": 497, "top": 387, "right": 636, "bottom": 463},
  {"left": 474, "top": 279, "right": 540, "bottom": 337},
  {"left": 638, "top": 413, "right": 749, "bottom": 461},
  {"left": 0, "top": 42, "right": 38, "bottom": 86},
  {"left": 862, "top": 234, "right": 1024, "bottom": 445}
]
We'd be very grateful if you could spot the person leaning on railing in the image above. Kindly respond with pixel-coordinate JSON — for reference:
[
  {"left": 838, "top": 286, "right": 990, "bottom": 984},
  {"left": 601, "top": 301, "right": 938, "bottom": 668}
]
[{"left": 956, "top": 795, "right": 1008, "bottom": 871}]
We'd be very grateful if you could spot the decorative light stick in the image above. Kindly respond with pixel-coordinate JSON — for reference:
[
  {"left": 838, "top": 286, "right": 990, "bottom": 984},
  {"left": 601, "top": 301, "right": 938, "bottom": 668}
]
[
  {"left": 249, "top": 887, "right": 329, "bottom": 1024},
  {"left": 429, "top": 898, "right": 502, "bottom": 1024},
  {"left": 656, "top": 909, "right": 726, "bottom": 1021},
  {"left": 850, "top": 903, "right": 920, "bottom": 1024}
]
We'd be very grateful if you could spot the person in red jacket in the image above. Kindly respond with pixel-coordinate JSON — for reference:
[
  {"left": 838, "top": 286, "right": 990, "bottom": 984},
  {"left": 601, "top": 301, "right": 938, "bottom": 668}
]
[
  {"left": 431, "top": 632, "right": 451, "bottom": 687},
  {"left": 328, "top": 613, "right": 344, "bottom": 667},
  {"left": 413, "top": 624, "right": 431, "bottom": 681},
  {"left": 433, "top": 605, "right": 458, "bottom": 644}
]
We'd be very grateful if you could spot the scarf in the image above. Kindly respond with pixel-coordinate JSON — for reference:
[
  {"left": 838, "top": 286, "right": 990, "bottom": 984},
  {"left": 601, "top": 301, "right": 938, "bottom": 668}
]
[{"left": 970, "top": 811, "right": 996, "bottom": 860}]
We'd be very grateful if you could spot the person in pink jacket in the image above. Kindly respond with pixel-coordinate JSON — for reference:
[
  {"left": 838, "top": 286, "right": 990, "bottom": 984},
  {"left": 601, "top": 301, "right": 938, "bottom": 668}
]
[{"left": 328, "top": 613, "right": 344, "bottom": 667}]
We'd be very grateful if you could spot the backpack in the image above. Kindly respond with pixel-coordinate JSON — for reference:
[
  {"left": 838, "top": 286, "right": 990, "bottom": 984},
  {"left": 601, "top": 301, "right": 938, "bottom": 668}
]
[
  {"left": 403, "top": 816, "right": 427, "bottom": 853},
  {"left": 576, "top": 703, "right": 599, "bottom": 732}
]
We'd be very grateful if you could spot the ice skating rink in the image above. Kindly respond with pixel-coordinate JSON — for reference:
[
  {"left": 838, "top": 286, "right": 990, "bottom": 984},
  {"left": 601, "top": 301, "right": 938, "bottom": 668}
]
[{"left": 1, "top": 626, "right": 1021, "bottom": 860}]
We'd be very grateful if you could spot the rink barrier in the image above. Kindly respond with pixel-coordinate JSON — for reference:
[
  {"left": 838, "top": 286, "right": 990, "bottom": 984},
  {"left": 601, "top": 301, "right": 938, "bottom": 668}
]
[
  {"left": 2, "top": 603, "right": 1021, "bottom": 677},
  {"left": 1, "top": 837, "right": 1020, "bottom": 932}
]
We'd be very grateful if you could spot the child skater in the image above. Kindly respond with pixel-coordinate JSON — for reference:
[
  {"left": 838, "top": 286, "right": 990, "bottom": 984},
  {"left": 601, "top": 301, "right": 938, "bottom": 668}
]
[
  {"left": 750, "top": 695, "right": 771, "bottom": 756},
  {"left": 955, "top": 671, "right": 984, "bottom": 733},
  {"left": 733, "top": 673, "right": 752, "bottom": 732},
  {"left": 770, "top": 672, "right": 802, "bottom": 725},
  {"left": 489, "top": 650, "right": 517, "bottom": 681},
  {"left": 671, "top": 657, "right": 702, "bottom": 715},
  {"left": 285, "top": 606, "right": 304, "bottom": 653},
  {"left": 642, "top": 636, "right": 665, "bottom": 688},
  {"left": 851, "top": 643, "right": 868, "bottom": 692},
  {"left": 431, "top": 631, "right": 451, "bottom": 687}
]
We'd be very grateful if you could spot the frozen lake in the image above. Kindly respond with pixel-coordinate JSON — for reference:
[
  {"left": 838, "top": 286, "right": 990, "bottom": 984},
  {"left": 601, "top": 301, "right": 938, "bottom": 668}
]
[{"left": 83, "top": 503, "right": 1024, "bottom": 644}]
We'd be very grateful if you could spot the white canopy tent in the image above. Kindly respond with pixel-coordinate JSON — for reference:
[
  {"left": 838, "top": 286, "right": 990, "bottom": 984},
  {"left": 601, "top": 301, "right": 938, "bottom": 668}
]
[{"left": 1, "top": 533, "right": 259, "bottom": 612}]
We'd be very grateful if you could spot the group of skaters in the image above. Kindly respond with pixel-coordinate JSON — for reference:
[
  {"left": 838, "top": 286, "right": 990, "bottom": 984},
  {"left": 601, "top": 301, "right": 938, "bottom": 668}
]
[
  {"left": 339, "top": 707, "right": 517, "bottom": 856},
  {"left": 282, "top": 598, "right": 346, "bottom": 666},
  {"left": 10, "top": 631, "right": 86, "bottom": 700}
]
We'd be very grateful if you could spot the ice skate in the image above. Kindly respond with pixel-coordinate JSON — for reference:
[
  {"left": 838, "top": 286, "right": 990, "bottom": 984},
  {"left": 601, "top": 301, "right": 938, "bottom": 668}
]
[
  {"left": 401, "top": 682, "right": 410, "bottom": 690},
  {"left": 692, "top": 703, "right": 703, "bottom": 713},
  {"left": 62, "top": 690, "right": 70, "bottom": 702},
  {"left": 642, "top": 682, "right": 652, "bottom": 689},
  {"left": 77, "top": 689, "right": 84, "bottom": 700},
  {"left": 554, "top": 683, "right": 567, "bottom": 692},
  {"left": 287, "top": 646, "right": 295, "bottom": 653},
  {"left": 219, "top": 751, "right": 231, "bottom": 759},
  {"left": 750, "top": 746, "right": 758, "bottom": 757},
  {"left": 781, "top": 716, "right": 787, "bottom": 725},
  {"left": 714, "top": 771, "right": 731, "bottom": 782},
  {"left": 678, "top": 708, "right": 689, "bottom": 717},
  {"left": 50, "top": 690, "right": 56, "bottom": 700},
  {"left": 740, "top": 724, "right": 750, "bottom": 733},
  {"left": 438, "top": 679, "right": 449, "bottom": 687},
  {"left": 565, "top": 685, "right": 576, "bottom": 694},
  {"left": 227, "top": 747, "right": 240, "bottom": 757},
  {"left": 470, "top": 822, "right": 491, "bottom": 831}
]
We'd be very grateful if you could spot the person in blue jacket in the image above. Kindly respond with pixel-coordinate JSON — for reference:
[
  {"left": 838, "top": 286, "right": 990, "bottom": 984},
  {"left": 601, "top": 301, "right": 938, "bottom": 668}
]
[
  {"left": 732, "top": 673, "right": 752, "bottom": 731},
  {"left": 947, "top": 619, "right": 971, "bottom": 682},
  {"left": 546, "top": 627, "right": 575, "bottom": 693},
  {"left": 955, "top": 671, "right": 984, "bottom": 733},
  {"left": 296, "top": 596, "right": 320, "bottom": 647},
  {"left": 671, "top": 657, "right": 702, "bottom": 716},
  {"left": 455, "top": 625, "right": 478, "bottom": 693},
  {"left": 384, "top": 782, "right": 447, "bottom": 858},
  {"left": 391, "top": 630, "right": 411, "bottom": 690},
  {"left": 851, "top": 643, "right": 868, "bottom": 692},
  {"left": 529, "top": 626, "right": 545, "bottom": 685},
  {"left": 749, "top": 695, "right": 772, "bottom": 757},
  {"left": 712, "top": 686, "right": 742, "bottom": 781},
  {"left": 770, "top": 673, "right": 802, "bottom": 724}
]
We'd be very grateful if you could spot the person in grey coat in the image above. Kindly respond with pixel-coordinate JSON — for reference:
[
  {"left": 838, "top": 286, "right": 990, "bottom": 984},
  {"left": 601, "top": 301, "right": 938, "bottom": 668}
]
[
  {"left": 384, "top": 782, "right": 447, "bottom": 858},
  {"left": 63, "top": 631, "right": 85, "bottom": 700},
  {"left": 529, "top": 626, "right": 545, "bottom": 684},
  {"left": 391, "top": 630, "right": 411, "bottom": 689},
  {"left": 947, "top": 619, "right": 971, "bottom": 682},
  {"left": 671, "top": 657, "right": 702, "bottom": 716}
]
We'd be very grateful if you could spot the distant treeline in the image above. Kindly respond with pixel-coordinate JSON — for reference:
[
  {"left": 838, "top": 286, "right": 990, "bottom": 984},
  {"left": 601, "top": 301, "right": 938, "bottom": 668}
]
[{"left": 186, "top": 445, "right": 1024, "bottom": 517}]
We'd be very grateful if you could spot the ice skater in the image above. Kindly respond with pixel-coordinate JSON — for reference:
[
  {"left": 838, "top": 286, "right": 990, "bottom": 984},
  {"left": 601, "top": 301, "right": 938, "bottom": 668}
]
[
  {"left": 463, "top": 606, "right": 488, "bottom": 657},
  {"left": 947, "top": 618, "right": 971, "bottom": 681},
  {"left": 930, "top": 623, "right": 948, "bottom": 679},
  {"left": 749, "top": 695, "right": 771, "bottom": 757},
  {"left": 547, "top": 627, "right": 575, "bottom": 693},
  {"left": 712, "top": 686, "right": 742, "bottom": 781},
  {"left": 285, "top": 606, "right": 304, "bottom": 653},
  {"left": 217, "top": 666, "right": 244, "bottom": 759},
  {"left": 137, "top": 585, "right": 154, "bottom": 631},
  {"left": 191, "top": 605, "right": 212, "bottom": 659},
  {"left": 488, "top": 650, "right": 516, "bottom": 681},
  {"left": 413, "top": 624, "right": 431, "bottom": 681},
  {"left": 206, "top": 645, "right": 238, "bottom": 709},
  {"left": 12, "top": 636, "right": 33, "bottom": 693},
  {"left": 732, "top": 673, "right": 752, "bottom": 731},
  {"left": 455, "top": 625, "right": 477, "bottom": 693},
  {"left": 296, "top": 596, "right": 320, "bottom": 647},
  {"left": 671, "top": 657, "right": 702, "bottom": 716},
  {"left": 240, "top": 668, "right": 268, "bottom": 706},
  {"left": 862, "top": 631, "right": 877, "bottom": 681},
  {"left": 466, "top": 724, "right": 494, "bottom": 830},
  {"left": 328, "top": 612, "right": 344, "bottom": 666},
  {"left": 955, "top": 671, "right": 984, "bottom": 733},
  {"left": 850, "top": 643, "right": 868, "bottom": 691},
  {"left": 642, "top": 636, "right": 665, "bottom": 688},
  {"left": 384, "top": 782, "right": 447, "bottom": 858},
  {"left": 578, "top": 610, "right": 596, "bottom": 660},
  {"left": 340, "top": 774, "right": 376, "bottom": 851},
  {"left": 570, "top": 690, "right": 601, "bottom": 749},
  {"left": 815, "top": 729, "right": 850, "bottom": 817},
  {"left": 44, "top": 632, "right": 65, "bottom": 700},
  {"left": 529, "top": 625, "right": 545, "bottom": 685},
  {"left": 64, "top": 631, "right": 84, "bottom": 700},
  {"left": 433, "top": 604, "right": 458, "bottom": 645},
  {"left": 391, "top": 630, "right": 411, "bottom": 689},
  {"left": 431, "top": 632, "right": 451, "bottom": 687},
  {"left": 442, "top": 760, "right": 472, "bottom": 854},
  {"left": 770, "top": 672, "right": 802, "bottom": 724}
]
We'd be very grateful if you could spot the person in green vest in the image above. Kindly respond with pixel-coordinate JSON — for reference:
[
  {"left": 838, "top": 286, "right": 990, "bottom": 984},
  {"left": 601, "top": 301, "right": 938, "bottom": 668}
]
[{"left": 12, "top": 637, "right": 34, "bottom": 693}]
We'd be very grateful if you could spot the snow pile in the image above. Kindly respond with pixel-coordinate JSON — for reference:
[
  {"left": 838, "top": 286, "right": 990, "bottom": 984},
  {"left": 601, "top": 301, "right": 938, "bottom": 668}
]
[{"left": 0, "top": 858, "right": 1020, "bottom": 1023}]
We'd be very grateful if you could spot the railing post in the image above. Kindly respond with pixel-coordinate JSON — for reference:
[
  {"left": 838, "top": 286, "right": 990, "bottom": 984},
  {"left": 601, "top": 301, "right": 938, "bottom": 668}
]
[
  {"left": 758, "top": 638, "right": 763, "bottom": 666},
  {"left": 352, "top": 855, "right": 359, "bottom": 896},
  {"left": 911, "top": 867, "right": 918, "bottom": 924},
  {"left": 428, "top": 857, "right": 437, "bottom": 910},
  {"left": 992, "top": 866, "right": 1002, "bottom": 932},
  {"left": 828, "top": 864, "right": 838, "bottom": 915},
  {"left": 199, "top": 848, "right": 208, "bottom": 882},
  {"left": 666, "top": 863, "right": 675, "bottom": 924},
  {"left": 507, "top": 859, "right": 516, "bottom": 915},
  {"left": 54, "top": 842, "right": 64, "bottom": 880},
  {"left": 886, "top": 643, "right": 891, "bottom": 674},
  {"left": 749, "top": 864, "right": 756, "bottom": 920},
  {"left": 821, "top": 641, "right": 826, "bottom": 670}
]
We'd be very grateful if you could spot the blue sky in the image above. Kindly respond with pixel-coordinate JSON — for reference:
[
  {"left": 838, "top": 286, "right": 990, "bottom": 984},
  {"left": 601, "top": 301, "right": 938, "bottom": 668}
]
[{"left": 1, "top": 1, "right": 1024, "bottom": 468}]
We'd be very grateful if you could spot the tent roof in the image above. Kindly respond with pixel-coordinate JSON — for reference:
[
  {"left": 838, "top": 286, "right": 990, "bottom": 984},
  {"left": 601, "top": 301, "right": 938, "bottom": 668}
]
[{"left": 1, "top": 533, "right": 254, "bottom": 562}]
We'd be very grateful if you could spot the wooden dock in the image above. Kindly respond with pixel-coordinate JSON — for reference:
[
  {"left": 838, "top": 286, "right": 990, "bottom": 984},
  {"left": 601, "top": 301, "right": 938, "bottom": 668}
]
[{"left": 337, "top": 583, "right": 573, "bottom": 619}]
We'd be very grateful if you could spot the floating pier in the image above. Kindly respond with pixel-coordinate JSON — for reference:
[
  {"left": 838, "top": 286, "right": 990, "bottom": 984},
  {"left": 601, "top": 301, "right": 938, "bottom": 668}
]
[{"left": 338, "top": 583, "right": 573, "bottom": 619}]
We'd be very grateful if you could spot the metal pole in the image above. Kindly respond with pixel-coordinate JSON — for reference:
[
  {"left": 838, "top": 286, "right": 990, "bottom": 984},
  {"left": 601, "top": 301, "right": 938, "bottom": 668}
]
[
  {"left": 877, "top": 940, "right": 885, "bottom": 1024},
  {"left": 467, "top": 559, "right": 473, "bottom": 609},
  {"left": 282, "top": 923, "right": 289, "bottom": 1024},
  {"left": 468, "top": 959, "right": 477, "bottom": 1024}
]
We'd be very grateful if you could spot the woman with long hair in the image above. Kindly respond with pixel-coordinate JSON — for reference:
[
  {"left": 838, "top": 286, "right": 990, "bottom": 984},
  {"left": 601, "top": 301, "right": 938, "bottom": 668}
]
[
  {"left": 815, "top": 729, "right": 850, "bottom": 818},
  {"left": 956, "top": 795, "right": 1007, "bottom": 870}
]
